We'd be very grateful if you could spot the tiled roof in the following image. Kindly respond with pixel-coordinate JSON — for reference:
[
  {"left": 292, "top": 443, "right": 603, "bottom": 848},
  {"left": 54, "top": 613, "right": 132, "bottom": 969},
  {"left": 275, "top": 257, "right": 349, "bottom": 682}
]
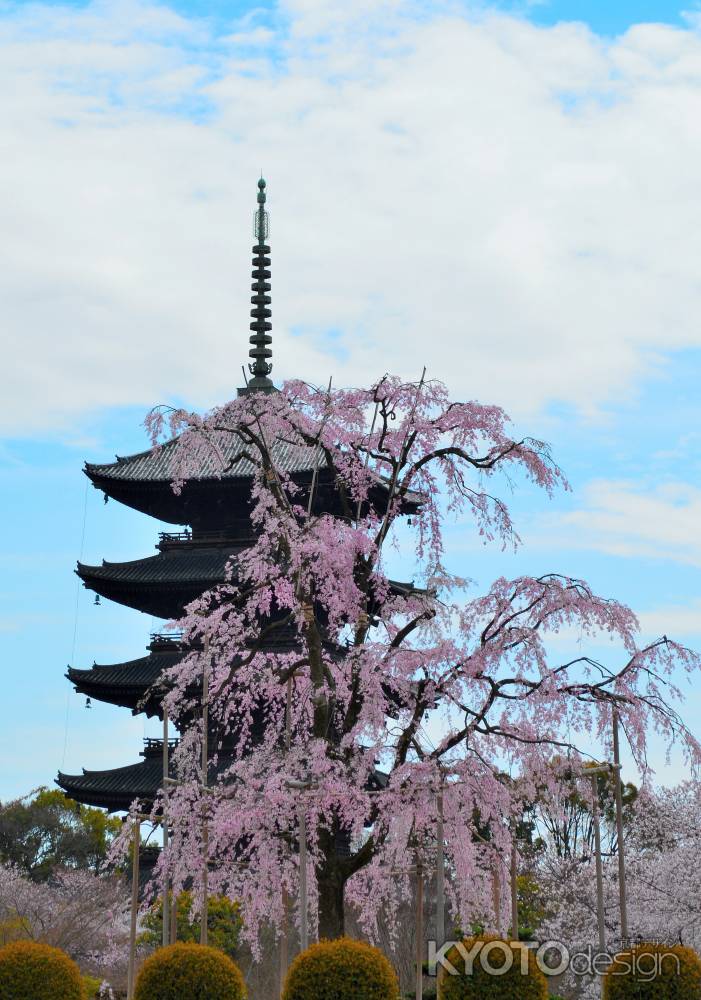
[
  {"left": 58, "top": 755, "right": 390, "bottom": 813},
  {"left": 84, "top": 435, "right": 423, "bottom": 510},
  {"left": 57, "top": 756, "right": 167, "bottom": 812},
  {"left": 79, "top": 546, "right": 421, "bottom": 596},
  {"left": 77, "top": 545, "right": 242, "bottom": 586},
  {"left": 86, "top": 435, "right": 323, "bottom": 483},
  {"left": 68, "top": 653, "right": 177, "bottom": 692}
]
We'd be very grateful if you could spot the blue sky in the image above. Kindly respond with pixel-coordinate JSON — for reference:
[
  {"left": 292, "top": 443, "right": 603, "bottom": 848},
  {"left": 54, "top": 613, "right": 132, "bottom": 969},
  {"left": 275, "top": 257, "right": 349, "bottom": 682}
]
[
  {"left": 517, "top": 0, "right": 694, "bottom": 34},
  {"left": 20, "top": 0, "right": 699, "bottom": 35},
  {"left": 2, "top": 0, "right": 701, "bottom": 802}
]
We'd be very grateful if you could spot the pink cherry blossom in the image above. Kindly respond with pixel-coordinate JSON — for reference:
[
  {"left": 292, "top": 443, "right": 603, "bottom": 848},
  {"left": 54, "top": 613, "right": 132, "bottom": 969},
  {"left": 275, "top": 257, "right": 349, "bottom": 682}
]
[{"left": 114, "top": 375, "right": 701, "bottom": 951}]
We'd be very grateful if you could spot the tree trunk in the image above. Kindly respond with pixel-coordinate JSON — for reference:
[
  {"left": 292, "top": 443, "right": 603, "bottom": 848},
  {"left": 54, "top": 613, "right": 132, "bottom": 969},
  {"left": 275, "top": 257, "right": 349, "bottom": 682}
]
[{"left": 317, "top": 861, "right": 346, "bottom": 940}]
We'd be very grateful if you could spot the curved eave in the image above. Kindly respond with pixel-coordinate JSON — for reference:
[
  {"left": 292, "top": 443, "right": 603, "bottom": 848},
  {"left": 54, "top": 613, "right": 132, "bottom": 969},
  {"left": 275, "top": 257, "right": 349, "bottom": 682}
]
[
  {"left": 57, "top": 760, "right": 389, "bottom": 815},
  {"left": 84, "top": 436, "right": 322, "bottom": 487},
  {"left": 76, "top": 569, "right": 212, "bottom": 618},
  {"left": 67, "top": 654, "right": 179, "bottom": 715},
  {"left": 86, "top": 452, "right": 422, "bottom": 523},
  {"left": 56, "top": 757, "right": 165, "bottom": 813},
  {"left": 76, "top": 546, "right": 239, "bottom": 618}
]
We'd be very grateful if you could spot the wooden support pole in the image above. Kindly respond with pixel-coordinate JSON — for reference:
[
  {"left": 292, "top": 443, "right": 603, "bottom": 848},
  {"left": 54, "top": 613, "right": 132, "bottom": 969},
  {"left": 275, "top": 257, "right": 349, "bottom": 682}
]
[
  {"left": 299, "top": 801, "right": 308, "bottom": 953},
  {"left": 279, "top": 887, "right": 289, "bottom": 999},
  {"left": 126, "top": 818, "right": 141, "bottom": 1000},
  {"left": 279, "top": 676, "right": 292, "bottom": 995},
  {"left": 170, "top": 893, "right": 178, "bottom": 945},
  {"left": 510, "top": 843, "right": 519, "bottom": 941},
  {"left": 436, "top": 786, "right": 445, "bottom": 947},
  {"left": 200, "top": 635, "right": 210, "bottom": 947},
  {"left": 415, "top": 861, "right": 424, "bottom": 1000},
  {"left": 590, "top": 774, "right": 607, "bottom": 955},
  {"left": 612, "top": 711, "right": 629, "bottom": 943},
  {"left": 162, "top": 710, "right": 170, "bottom": 949},
  {"left": 492, "top": 862, "right": 502, "bottom": 937}
]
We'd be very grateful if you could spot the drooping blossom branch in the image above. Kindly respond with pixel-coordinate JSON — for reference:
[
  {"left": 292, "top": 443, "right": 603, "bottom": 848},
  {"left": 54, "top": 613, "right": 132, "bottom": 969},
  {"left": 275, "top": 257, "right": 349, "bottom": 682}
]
[{"left": 120, "top": 375, "right": 701, "bottom": 949}]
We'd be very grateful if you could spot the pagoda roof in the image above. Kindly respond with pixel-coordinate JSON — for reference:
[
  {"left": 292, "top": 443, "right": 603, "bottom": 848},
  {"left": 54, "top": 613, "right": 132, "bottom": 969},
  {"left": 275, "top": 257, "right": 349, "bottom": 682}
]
[
  {"left": 79, "top": 543, "right": 240, "bottom": 585},
  {"left": 85, "top": 437, "right": 422, "bottom": 529},
  {"left": 57, "top": 738, "right": 389, "bottom": 814},
  {"left": 57, "top": 740, "right": 176, "bottom": 813},
  {"left": 86, "top": 435, "right": 322, "bottom": 484},
  {"left": 78, "top": 535, "right": 424, "bottom": 620},
  {"left": 77, "top": 542, "right": 243, "bottom": 618},
  {"left": 67, "top": 640, "right": 181, "bottom": 716},
  {"left": 67, "top": 632, "right": 328, "bottom": 715}
]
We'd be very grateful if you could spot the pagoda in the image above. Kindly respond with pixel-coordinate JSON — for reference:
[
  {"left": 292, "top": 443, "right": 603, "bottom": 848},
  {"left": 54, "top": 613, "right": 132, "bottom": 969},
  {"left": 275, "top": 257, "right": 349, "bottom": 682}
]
[{"left": 58, "top": 178, "right": 419, "bottom": 815}]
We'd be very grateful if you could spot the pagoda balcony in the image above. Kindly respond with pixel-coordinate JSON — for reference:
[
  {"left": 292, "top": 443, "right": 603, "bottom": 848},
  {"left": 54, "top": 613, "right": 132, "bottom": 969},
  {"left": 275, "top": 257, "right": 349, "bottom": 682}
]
[
  {"left": 149, "top": 630, "right": 184, "bottom": 648},
  {"left": 141, "top": 737, "right": 180, "bottom": 756},
  {"left": 157, "top": 529, "right": 246, "bottom": 550}
]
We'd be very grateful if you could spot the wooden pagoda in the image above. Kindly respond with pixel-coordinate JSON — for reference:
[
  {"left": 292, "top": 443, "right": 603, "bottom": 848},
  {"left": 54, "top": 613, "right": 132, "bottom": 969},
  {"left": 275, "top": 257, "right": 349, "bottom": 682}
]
[{"left": 57, "top": 178, "right": 418, "bottom": 816}]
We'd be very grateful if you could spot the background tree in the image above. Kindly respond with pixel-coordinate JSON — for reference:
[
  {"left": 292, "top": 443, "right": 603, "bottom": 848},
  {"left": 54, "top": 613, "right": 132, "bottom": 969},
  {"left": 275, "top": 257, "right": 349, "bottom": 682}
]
[
  {"left": 138, "top": 892, "right": 242, "bottom": 959},
  {"left": 0, "top": 788, "right": 121, "bottom": 880},
  {"left": 0, "top": 862, "right": 129, "bottom": 974},
  {"left": 131, "top": 375, "right": 701, "bottom": 948},
  {"left": 535, "top": 781, "right": 701, "bottom": 999},
  {"left": 532, "top": 761, "right": 638, "bottom": 861}
]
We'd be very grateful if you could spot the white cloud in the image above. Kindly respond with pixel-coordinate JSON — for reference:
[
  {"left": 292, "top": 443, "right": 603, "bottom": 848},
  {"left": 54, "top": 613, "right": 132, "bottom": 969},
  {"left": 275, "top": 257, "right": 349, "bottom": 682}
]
[
  {"left": 3, "top": 1, "right": 701, "bottom": 434},
  {"left": 637, "top": 599, "right": 701, "bottom": 640},
  {"left": 552, "top": 479, "right": 701, "bottom": 566}
]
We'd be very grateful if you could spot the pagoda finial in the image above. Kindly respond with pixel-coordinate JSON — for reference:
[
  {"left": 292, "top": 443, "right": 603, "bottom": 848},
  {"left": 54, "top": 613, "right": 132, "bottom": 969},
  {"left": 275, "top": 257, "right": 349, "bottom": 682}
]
[{"left": 239, "top": 176, "right": 276, "bottom": 395}]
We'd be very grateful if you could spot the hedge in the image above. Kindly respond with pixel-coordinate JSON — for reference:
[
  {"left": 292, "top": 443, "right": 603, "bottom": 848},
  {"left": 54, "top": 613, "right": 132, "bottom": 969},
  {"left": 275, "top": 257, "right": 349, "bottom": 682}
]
[
  {"left": 438, "top": 934, "right": 548, "bottom": 1000},
  {"left": 603, "top": 942, "right": 701, "bottom": 999},
  {"left": 0, "top": 940, "right": 84, "bottom": 1000},
  {"left": 134, "top": 942, "right": 246, "bottom": 1000},
  {"left": 283, "top": 938, "right": 400, "bottom": 1000}
]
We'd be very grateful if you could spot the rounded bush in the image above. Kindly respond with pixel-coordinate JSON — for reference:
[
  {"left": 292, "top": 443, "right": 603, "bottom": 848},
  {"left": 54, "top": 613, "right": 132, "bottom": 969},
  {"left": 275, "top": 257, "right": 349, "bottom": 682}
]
[
  {"left": 603, "top": 942, "right": 701, "bottom": 999},
  {"left": 438, "top": 934, "right": 548, "bottom": 1000},
  {"left": 0, "top": 940, "right": 84, "bottom": 1000},
  {"left": 134, "top": 942, "right": 246, "bottom": 1000},
  {"left": 283, "top": 938, "right": 400, "bottom": 1000}
]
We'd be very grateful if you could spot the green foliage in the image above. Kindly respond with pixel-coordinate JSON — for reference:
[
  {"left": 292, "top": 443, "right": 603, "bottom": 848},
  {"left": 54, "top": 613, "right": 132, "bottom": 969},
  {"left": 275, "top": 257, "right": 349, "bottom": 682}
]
[
  {"left": 283, "top": 938, "right": 400, "bottom": 1000},
  {"left": 0, "top": 940, "right": 84, "bottom": 1000},
  {"left": 603, "top": 942, "right": 701, "bottom": 999},
  {"left": 138, "top": 892, "right": 242, "bottom": 959},
  {"left": 405, "top": 985, "right": 437, "bottom": 999},
  {"left": 516, "top": 874, "right": 548, "bottom": 941},
  {"left": 437, "top": 935, "right": 548, "bottom": 1000},
  {"left": 0, "top": 916, "right": 29, "bottom": 947},
  {"left": 82, "top": 975, "right": 102, "bottom": 998},
  {"left": 134, "top": 942, "right": 246, "bottom": 1000},
  {"left": 0, "top": 788, "right": 121, "bottom": 880}
]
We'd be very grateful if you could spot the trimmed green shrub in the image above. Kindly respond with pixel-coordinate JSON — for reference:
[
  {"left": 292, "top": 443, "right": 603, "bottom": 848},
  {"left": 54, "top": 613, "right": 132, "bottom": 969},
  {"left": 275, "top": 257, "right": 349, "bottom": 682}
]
[
  {"left": 603, "top": 942, "right": 701, "bottom": 999},
  {"left": 0, "top": 940, "right": 84, "bottom": 1000},
  {"left": 134, "top": 942, "right": 246, "bottom": 1000},
  {"left": 283, "top": 938, "right": 400, "bottom": 1000},
  {"left": 437, "top": 934, "right": 548, "bottom": 999}
]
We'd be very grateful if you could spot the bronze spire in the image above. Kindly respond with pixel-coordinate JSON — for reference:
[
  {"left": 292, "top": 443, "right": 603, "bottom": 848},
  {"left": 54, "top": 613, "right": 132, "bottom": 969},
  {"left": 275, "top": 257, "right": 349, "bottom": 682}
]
[{"left": 239, "top": 176, "right": 276, "bottom": 395}]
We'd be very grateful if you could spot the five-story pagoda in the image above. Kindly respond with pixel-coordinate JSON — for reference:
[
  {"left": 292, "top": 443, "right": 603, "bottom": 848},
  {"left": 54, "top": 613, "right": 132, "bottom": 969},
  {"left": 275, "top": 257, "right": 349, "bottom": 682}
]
[
  {"left": 57, "top": 177, "right": 420, "bottom": 814},
  {"left": 56, "top": 178, "right": 324, "bottom": 812}
]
